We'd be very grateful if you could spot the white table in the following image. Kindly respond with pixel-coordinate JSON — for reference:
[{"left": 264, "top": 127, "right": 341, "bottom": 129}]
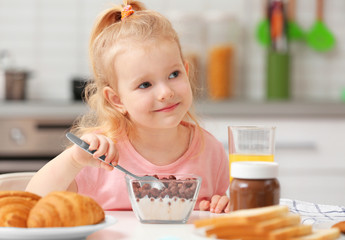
[
  {"left": 88, "top": 210, "right": 345, "bottom": 240},
  {"left": 88, "top": 211, "right": 211, "bottom": 240}
]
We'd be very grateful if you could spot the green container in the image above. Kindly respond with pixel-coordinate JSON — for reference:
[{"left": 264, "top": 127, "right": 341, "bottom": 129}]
[{"left": 266, "top": 50, "right": 290, "bottom": 100}]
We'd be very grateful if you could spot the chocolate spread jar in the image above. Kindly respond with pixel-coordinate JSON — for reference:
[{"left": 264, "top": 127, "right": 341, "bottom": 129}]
[{"left": 230, "top": 161, "right": 280, "bottom": 211}]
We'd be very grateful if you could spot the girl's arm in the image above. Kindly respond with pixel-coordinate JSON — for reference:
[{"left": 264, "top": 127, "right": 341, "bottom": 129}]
[
  {"left": 199, "top": 135, "right": 230, "bottom": 213},
  {"left": 26, "top": 133, "right": 118, "bottom": 196},
  {"left": 26, "top": 148, "right": 84, "bottom": 196}
]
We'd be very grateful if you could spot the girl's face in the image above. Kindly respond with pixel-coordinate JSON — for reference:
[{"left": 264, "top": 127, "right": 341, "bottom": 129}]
[{"left": 106, "top": 40, "right": 193, "bottom": 130}]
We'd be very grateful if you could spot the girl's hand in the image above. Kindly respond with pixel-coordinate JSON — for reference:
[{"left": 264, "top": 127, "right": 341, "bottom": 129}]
[
  {"left": 199, "top": 195, "right": 230, "bottom": 213},
  {"left": 70, "top": 133, "right": 119, "bottom": 171}
]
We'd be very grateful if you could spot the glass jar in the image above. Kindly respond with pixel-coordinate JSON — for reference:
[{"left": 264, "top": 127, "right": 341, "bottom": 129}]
[
  {"left": 230, "top": 161, "right": 280, "bottom": 211},
  {"left": 204, "top": 12, "right": 238, "bottom": 100},
  {"left": 167, "top": 11, "right": 206, "bottom": 98}
]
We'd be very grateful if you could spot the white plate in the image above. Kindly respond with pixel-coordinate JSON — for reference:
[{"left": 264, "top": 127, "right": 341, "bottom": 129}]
[
  {"left": 0, "top": 215, "right": 117, "bottom": 240},
  {"left": 313, "top": 221, "right": 345, "bottom": 240}
]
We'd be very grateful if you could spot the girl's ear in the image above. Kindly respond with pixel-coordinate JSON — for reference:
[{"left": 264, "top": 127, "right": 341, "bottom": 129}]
[
  {"left": 184, "top": 61, "right": 189, "bottom": 75},
  {"left": 103, "top": 86, "right": 127, "bottom": 114}
]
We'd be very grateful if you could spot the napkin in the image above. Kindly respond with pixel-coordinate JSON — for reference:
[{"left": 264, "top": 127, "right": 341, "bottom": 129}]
[{"left": 280, "top": 198, "right": 345, "bottom": 225}]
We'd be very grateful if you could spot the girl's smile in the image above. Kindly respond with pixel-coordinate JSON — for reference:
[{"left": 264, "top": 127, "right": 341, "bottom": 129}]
[{"left": 153, "top": 103, "right": 180, "bottom": 112}]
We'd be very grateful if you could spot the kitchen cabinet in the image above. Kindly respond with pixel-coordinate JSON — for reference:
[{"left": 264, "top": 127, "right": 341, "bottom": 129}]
[{"left": 200, "top": 115, "right": 345, "bottom": 206}]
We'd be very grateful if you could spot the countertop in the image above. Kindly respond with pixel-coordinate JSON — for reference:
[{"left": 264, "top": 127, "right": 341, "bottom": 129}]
[
  {"left": 1, "top": 100, "right": 345, "bottom": 119},
  {"left": 195, "top": 100, "right": 345, "bottom": 118},
  {"left": 0, "top": 100, "right": 88, "bottom": 119}
]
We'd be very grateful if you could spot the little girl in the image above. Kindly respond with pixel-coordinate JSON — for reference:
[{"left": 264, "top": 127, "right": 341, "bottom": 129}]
[{"left": 26, "top": 0, "right": 230, "bottom": 213}]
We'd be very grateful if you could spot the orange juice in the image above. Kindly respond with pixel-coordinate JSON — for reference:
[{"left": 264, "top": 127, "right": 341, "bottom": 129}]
[{"left": 229, "top": 154, "right": 274, "bottom": 181}]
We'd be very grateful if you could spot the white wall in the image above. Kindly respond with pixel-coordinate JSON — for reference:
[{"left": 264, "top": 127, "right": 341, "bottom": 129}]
[{"left": 0, "top": 0, "right": 344, "bottom": 101}]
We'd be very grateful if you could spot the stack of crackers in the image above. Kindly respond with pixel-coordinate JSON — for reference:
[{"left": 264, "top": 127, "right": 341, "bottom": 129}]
[{"left": 194, "top": 205, "right": 341, "bottom": 240}]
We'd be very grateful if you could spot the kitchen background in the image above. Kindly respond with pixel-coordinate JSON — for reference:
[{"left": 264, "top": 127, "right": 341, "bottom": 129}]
[
  {"left": 0, "top": 0, "right": 345, "bottom": 101},
  {"left": 1, "top": 0, "right": 345, "bottom": 205}
]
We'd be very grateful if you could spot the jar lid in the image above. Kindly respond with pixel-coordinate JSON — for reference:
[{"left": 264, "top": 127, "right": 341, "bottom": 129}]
[{"left": 231, "top": 161, "right": 278, "bottom": 179}]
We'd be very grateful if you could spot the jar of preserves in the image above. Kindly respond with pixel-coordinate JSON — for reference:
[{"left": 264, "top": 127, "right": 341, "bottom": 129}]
[
  {"left": 230, "top": 161, "right": 280, "bottom": 211},
  {"left": 204, "top": 11, "right": 238, "bottom": 100}
]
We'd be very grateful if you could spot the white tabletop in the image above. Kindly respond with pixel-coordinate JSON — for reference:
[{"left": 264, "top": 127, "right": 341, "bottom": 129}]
[
  {"left": 87, "top": 211, "right": 212, "bottom": 240},
  {"left": 87, "top": 209, "right": 345, "bottom": 240}
]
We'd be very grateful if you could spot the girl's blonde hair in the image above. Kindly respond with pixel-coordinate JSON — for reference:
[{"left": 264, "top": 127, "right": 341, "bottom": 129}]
[{"left": 72, "top": 0, "right": 199, "bottom": 141}]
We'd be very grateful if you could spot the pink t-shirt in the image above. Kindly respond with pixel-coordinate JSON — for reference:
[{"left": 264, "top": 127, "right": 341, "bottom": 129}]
[{"left": 75, "top": 123, "right": 229, "bottom": 210}]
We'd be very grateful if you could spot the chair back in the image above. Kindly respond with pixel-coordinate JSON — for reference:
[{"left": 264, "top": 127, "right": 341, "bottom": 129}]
[{"left": 0, "top": 172, "right": 36, "bottom": 191}]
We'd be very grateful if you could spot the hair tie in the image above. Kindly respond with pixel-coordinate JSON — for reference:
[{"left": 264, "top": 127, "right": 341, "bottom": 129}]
[{"left": 121, "top": 5, "right": 134, "bottom": 20}]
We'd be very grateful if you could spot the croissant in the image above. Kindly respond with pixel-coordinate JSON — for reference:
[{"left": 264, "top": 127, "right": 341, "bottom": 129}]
[
  {"left": 0, "top": 191, "right": 41, "bottom": 228},
  {"left": 27, "top": 191, "right": 105, "bottom": 228}
]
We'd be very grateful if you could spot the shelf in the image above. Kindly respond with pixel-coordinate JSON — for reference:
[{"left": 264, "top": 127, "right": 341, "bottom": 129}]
[
  {"left": 1, "top": 100, "right": 345, "bottom": 119},
  {"left": 0, "top": 100, "right": 88, "bottom": 119},
  {"left": 195, "top": 100, "right": 345, "bottom": 118}
]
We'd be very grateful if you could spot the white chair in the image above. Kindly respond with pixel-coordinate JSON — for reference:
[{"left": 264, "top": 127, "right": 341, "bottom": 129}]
[{"left": 0, "top": 172, "right": 36, "bottom": 191}]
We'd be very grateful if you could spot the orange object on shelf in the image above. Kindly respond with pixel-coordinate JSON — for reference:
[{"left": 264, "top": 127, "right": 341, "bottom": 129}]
[{"left": 207, "top": 45, "right": 234, "bottom": 100}]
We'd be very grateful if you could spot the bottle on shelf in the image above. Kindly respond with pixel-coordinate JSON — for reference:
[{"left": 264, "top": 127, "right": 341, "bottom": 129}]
[
  {"left": 167, "top": 11, "right": 207, "bottom": 99},
  {"left": 204, "top": 12, "right": 239, "bottom": 101}
]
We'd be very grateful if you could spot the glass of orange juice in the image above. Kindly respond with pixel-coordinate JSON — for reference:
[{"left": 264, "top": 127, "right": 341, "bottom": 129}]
[{"left": 228, "top": 126, "right": 276, "bottom": 181}]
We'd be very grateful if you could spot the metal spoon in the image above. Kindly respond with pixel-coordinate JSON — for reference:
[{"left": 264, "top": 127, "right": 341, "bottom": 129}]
[{"left": 66, "top": 132, "right": 165, "bottom": 190}]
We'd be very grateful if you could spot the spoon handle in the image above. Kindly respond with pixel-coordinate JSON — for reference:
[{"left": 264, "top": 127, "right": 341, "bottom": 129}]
[
  {"left": 91, "top": 150, "right": 140, "bottom": 179},
  {"left": 66, "top": 132, "right": 139, "bottom": 179},
  {"left": 316, "top": 0, "right": 323, "bottom": 21},
  {"left": 89, "top": 150, "right": 136, "bottom": 176},
  {"left": 287, "top": 0, "right": 296, "bottom": 21},
  {"left": 113, "top": 165, "right": 138, "bottom": 178}
]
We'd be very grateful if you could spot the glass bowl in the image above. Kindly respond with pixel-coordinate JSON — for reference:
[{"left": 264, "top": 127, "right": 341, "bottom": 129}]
[{"left": 125, "top": 173, "right": 202, "bottom": 224}]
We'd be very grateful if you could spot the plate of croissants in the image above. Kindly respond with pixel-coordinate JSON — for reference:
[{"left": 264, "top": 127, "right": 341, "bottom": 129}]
[{"left": 0, "top": 190, "right": 117, "bottom": 239}]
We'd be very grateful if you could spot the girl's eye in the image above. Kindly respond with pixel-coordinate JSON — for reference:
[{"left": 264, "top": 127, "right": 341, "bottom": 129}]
[
  {"left": 168, "top": 71, "right": 179, "bottom": 79},
  {"left": 138, "top": 82, "right": 152, "bottom": 89}
]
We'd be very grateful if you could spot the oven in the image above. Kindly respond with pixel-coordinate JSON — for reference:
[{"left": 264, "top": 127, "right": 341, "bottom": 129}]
[{"left": 0, "top": 117, "right": 76, "bottom": 173}]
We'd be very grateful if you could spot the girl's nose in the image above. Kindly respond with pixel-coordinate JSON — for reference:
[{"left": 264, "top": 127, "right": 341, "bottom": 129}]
[{"left": 158, "top": 83, "right": 174, "bottom": 101}]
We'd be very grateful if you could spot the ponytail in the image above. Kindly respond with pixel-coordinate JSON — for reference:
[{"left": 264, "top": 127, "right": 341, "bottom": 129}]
[
  {"left": 89, "top": 8, "right": 122, "bottom": 48},
  {"left": 89, "top": 0, "right": 146, "bottom": 48},
  {"left": 89, "top": 0, "right": 146, "bottom": 79},
  {"left": 123, "top": 0, "right": 145, "bottom": 11}
]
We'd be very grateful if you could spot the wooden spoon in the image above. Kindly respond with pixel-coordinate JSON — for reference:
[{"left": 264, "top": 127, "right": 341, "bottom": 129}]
[
  {"left": 256, "top": 0, "right": 270, "bottom": 46},
  {"left": 287, "top": 0, "right": 305, "bottom": 41}
]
